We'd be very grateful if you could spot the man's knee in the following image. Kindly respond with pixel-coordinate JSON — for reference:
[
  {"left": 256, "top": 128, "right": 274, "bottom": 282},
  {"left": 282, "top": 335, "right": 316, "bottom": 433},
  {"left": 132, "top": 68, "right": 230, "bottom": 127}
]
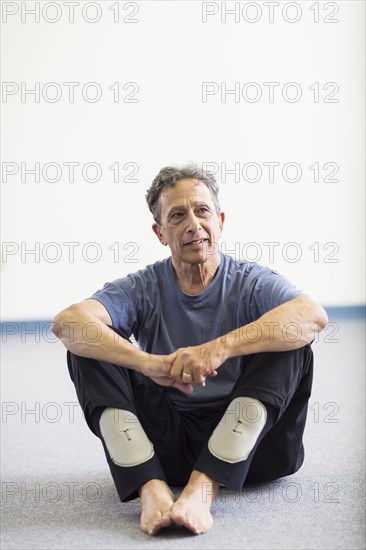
[
  {"left": 208, "top": 397, "right": 267, "bottom": 463},
  {"left": 99, "top": 408, "right": 154, "bottom": 467}
]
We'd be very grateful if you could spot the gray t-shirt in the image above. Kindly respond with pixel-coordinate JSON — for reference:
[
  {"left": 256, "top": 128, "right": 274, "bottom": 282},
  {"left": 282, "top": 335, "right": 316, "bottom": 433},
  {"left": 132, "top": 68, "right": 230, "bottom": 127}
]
[{"left": 90, "top": 253, "right": 303, "bottom": 411}]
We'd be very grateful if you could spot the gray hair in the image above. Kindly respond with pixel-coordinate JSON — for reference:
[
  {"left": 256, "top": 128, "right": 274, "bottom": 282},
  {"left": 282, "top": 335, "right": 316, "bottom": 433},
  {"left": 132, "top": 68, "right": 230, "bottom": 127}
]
[{"left": 145, "top": 163, "right": 220, "bottom": 224}]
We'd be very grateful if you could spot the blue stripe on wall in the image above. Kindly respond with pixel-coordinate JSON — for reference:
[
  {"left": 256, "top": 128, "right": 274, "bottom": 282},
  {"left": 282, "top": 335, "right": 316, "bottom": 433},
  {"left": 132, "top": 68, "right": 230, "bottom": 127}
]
[{"left": 324, "top": 305, "right": 365, "bottom": 320}]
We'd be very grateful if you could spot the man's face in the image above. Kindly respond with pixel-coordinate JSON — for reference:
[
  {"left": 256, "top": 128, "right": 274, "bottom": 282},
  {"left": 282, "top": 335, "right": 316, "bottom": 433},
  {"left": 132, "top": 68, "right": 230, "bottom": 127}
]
[{"left": 152, "top": 178, "right": 225, "bottom": 266}]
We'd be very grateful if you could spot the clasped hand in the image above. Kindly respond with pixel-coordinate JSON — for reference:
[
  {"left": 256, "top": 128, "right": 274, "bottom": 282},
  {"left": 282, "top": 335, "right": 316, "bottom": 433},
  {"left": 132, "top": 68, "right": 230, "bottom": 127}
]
[{"left": 143, "top": 339, "right": 227, "bottom": 394}]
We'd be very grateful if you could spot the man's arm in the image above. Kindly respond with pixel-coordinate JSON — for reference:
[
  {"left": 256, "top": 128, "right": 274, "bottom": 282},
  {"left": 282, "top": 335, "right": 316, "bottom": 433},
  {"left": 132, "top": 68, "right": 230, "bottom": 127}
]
[
  {"left": 169, "top": 295, "right": 328, "bottom": 385},
  {"left": 52, "top": 299, "right": 148, "bottom": 368},
  {"left": 224, "top": 294, "right": 328, "bottom": 355},
  {"left": 52, "top": 300, "right": 192, "bottom": 393}
]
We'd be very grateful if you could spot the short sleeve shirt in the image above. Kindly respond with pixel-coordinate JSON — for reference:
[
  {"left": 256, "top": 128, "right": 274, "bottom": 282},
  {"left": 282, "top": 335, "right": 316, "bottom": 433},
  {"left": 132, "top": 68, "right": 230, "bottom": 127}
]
[{"left": 90, "top": 253, "right": 303, "bottom": 411}]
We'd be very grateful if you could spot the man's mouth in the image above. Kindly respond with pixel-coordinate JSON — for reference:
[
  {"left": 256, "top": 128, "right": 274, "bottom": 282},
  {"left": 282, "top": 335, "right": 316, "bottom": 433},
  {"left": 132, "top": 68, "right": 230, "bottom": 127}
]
[{"left": 184, "top": 238, "right": 209, "bottom": 246}]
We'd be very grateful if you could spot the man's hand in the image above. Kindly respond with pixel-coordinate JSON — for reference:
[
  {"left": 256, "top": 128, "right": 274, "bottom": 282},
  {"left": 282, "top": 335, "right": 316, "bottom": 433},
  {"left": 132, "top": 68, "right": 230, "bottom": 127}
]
[
  {"left": 169, "top": 340, "right": 226, "bottom": 386},
  {"left": 140, "top": 352, "right": 194, "bottom": 394}
]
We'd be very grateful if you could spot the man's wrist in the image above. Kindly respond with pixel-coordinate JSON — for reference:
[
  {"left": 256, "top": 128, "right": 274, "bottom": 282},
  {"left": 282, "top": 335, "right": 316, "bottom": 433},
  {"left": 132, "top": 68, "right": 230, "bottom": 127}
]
[
  {"left": 219, "top": 327, "right": 252, "bottom": 360},
  {"left": 215, "top": 333, "right": 236, "bottom": 363},
  {"left": 138, "top": 350, "right": 155, "bottom": 375},
  {"left": 114, "top": 345, "right": 150, "bottom": 373}
]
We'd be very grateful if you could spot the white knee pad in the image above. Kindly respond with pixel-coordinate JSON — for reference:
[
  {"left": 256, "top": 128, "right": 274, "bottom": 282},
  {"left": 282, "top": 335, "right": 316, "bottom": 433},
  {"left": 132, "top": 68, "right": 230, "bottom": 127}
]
[
  {"left": 99, "top": 408, "right": 154, "bottom": 467},
  {"left": 208, "top": 397, "right": 267, "bottom": 463}
]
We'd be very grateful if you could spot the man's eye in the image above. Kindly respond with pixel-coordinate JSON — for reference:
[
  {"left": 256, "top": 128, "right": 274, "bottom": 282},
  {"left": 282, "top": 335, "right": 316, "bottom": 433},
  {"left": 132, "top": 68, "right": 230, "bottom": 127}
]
[
  {"left": 198, "top": 207, "right": 209, "bottom": 213},
  {"left": 171, "top": 212, "right": 183, "bottom": 220}
]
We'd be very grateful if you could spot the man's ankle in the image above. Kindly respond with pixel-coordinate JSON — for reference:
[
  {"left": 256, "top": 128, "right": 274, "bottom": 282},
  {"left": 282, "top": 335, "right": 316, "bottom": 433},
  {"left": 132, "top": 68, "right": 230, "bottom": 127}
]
[
  {"left": 191, "top": 470, "right": 219, "bottom": 485},
  {"left": 183, "top": 470, "right": 220, "bottom": 500},
  {"left": 139, "top": 478, "right": 168, "bottom": 496}
]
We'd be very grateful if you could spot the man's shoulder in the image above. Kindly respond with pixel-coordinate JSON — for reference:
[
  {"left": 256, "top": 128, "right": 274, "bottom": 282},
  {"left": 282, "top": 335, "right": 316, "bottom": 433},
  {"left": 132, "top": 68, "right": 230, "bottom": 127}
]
[
  {"left": 123, "top": 257, "right": 170, "bottom": 286},
  {"left": 222, "top": 254, "right": 293, "bottom": 294},
  {"left": 223, "top": 253, "right": 274, "bottom": 279}
]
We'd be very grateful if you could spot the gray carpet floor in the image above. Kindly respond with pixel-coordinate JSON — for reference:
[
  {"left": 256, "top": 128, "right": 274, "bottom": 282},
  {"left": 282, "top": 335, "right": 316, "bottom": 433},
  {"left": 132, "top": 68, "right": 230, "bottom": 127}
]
[{"left": 1, "top": 312, "right": 365, "bottom": 550}]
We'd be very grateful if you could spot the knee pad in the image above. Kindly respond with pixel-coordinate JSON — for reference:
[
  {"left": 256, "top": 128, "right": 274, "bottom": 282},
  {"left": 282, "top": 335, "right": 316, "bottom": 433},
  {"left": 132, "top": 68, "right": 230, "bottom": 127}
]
[
  {"left": 208, "top": 397, "right": 267, "bottom": 463},
  {"left": 99, "top": 408, "right": 154, "bottom": 467}
]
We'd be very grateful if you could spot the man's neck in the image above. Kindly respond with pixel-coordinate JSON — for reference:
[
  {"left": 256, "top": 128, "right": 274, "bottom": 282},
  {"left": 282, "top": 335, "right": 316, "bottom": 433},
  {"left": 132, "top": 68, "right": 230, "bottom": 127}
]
[{"left": 172, "top": 253, "right": 221, "bottom": 296}]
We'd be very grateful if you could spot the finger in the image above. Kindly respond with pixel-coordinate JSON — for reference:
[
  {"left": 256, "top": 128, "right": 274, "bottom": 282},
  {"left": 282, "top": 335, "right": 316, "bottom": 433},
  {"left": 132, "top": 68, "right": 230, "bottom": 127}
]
[
  {"left": 173, "top": 381, "right": 194, "bottom": 394},
  {"left": 181, "top": 369, "right": 204, "bottom": 385},
  {"left": 191, "top": 372, "right": 204, "bottom": 385},
  {"left": 182, "top": 371, "right": 194, "bottom": 383},
  {"left": 195, "top": 373, "right": 206, "bottom": 385},
  {"left": 185, "top": 371, "right": 205, "bottom": 385},
  {"left": 206, "top": 370, "right": 218, "bottom": 377},
  {"left": 170, "top": 357, "right": 184, "bottom": 380}
]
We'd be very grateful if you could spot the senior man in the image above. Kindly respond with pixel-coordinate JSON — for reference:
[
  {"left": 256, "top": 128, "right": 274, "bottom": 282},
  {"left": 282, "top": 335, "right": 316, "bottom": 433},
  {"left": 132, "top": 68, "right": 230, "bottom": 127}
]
[{"left": 52, "top": 164, "right": 328, "bottom": 536}]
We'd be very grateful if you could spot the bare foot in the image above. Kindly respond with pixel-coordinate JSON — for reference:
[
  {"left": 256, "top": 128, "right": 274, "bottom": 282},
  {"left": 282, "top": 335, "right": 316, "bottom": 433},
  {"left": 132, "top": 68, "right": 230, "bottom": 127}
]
[
  {"left": 171, "top": 470, "right": 219, "bottom": 535},
  {"left": 139, "top": 479, "right": 176, "bottom": 536}
]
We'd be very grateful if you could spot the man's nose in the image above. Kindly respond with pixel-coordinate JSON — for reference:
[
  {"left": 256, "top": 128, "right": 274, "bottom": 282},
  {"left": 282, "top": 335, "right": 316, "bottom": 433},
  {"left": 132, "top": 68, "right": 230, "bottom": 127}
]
[{"left": 186, "top": 211, "right": 201, "bottom": 233}]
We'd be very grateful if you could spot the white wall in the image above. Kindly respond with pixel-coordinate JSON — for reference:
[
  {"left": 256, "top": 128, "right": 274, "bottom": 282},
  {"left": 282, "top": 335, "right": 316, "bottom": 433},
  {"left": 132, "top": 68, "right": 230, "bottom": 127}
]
[{"left": 1, "top": 0, "right": 365, "bottom": 320}]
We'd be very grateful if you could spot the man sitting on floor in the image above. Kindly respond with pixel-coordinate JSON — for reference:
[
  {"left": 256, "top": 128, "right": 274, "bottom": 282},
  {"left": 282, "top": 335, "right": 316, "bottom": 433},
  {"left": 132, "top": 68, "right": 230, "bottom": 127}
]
[{"left": 52, "top": 164, "right": 328, "bottom": 535}]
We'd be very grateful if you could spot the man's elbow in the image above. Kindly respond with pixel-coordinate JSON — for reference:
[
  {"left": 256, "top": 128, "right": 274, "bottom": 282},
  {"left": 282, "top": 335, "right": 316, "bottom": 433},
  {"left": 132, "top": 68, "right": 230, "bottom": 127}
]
[
  {"left": 300, "top": 295, "right": 328, "bottom": 332},
  {"left": 316, "top": 305, "right": 329, "bottom": 331},
  {"left": 51, "top": 304, "right": 80, "bottom": 339}
]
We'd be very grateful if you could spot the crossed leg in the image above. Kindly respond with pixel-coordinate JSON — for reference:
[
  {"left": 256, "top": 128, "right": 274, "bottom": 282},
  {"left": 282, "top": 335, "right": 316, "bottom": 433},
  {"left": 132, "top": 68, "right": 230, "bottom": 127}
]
[{"left": 67, "top": 346, "right": 313, "bottom": 537}]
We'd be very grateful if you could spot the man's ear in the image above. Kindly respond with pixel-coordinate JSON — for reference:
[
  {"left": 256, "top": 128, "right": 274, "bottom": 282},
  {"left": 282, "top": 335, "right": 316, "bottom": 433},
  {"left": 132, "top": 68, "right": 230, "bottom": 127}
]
[
  {"left": 219, "top": 211, "right": 225, "bottom": 231},
  {"left": 152, "top": 223, "right": 167, "bottom": 246}
]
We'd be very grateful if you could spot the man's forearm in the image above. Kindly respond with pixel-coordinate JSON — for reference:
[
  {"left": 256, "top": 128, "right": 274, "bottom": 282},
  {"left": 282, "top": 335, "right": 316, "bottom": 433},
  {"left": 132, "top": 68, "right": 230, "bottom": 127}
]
[
  {"left": 52, "top": 305, "right": 193, "bottom": 394},
  {"left": 52, "top": 304, "right": 148, "bottom": 371},
  {"left": 221, "top": 295, "right": 328, "bottom": 360}
]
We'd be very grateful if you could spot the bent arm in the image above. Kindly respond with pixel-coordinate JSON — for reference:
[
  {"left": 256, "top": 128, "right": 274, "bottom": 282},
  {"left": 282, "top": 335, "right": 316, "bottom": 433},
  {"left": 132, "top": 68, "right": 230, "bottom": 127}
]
[
  {"left": 222, "top": 294, "right": 329, "bottom": 358},
  {"left": 170, "top": 295, "right": 328, "bottom": 384},
  {"left": 52, "top": 299, "right": 149, "bottom": 371},
  {"left": 52, "top": 299, "right": 193, "bottom": 394}
]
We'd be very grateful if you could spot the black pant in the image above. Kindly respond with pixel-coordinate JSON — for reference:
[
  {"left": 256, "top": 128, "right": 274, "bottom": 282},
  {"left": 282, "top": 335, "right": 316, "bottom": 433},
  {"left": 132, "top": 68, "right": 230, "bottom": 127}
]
[{"left": 67, "top": 339, "right": 313, "bottom": 502}]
